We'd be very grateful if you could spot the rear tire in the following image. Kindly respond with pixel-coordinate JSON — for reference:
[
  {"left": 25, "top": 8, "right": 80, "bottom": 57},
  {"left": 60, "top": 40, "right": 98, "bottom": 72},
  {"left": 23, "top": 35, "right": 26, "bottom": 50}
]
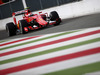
[
  {"left": 49, "top": 11, "right": 61, "bottom": 25},
  {"left": 19, "top": 20, "right": 28, "bottom": 34},
  {"left": 6, "top": 22, "right": 16, "bottom": 36}
]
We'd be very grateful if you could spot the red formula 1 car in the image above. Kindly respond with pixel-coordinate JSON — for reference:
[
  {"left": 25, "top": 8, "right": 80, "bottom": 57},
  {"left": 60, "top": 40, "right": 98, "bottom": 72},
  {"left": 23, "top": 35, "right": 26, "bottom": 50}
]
[{"left": 6, "top": 9, "right": 61, "bottom": 36}]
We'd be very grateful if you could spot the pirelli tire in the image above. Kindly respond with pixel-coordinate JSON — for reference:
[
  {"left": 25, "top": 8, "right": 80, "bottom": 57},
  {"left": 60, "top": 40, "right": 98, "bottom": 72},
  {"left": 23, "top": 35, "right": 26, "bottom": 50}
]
[
  {"left": 19, "top": 20, "right": 28, "bottom": 34},
  {"left": 6, "top": 22, "right": 16, "bottom": 36},
  {"left": 50, "top": 11, "right": 61, "bottom": 25}
]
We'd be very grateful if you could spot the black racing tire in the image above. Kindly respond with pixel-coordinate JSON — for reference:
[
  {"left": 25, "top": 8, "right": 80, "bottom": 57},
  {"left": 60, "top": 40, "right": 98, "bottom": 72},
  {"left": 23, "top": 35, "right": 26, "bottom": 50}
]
[
  {"left": 6, "top": 22, "right": 16, "bottom": 36},
  {"left": 50, "top": 11, "right": 59, "bottom": 21},
  {"left": 50, "top": 11, "right": 61, "bottom": 26},
  {"left": 19, "top": 20, "right": 28, "bottom": 34}
]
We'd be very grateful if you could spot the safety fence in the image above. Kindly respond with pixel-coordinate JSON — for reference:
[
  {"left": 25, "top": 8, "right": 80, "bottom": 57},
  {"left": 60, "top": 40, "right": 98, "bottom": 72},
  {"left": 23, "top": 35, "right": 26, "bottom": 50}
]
[{"left": 0, "top": 0, "right": 81, "bottom": 19}]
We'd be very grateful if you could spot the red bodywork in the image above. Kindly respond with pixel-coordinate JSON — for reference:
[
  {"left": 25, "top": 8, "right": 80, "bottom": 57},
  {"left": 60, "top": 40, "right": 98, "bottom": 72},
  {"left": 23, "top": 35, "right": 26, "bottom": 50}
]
[
  {"left": 12, "top": 9, "right": 58, "bottom": 32},
  {"left": 12, "top": 10, "right": 50, "bottom": 30}
]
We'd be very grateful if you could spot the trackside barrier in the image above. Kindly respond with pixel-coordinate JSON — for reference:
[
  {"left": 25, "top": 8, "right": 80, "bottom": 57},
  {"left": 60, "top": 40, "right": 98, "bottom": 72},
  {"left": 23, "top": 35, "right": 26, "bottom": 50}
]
[{"left": 0, "top": 0, "right": 100, "bottom": 30}]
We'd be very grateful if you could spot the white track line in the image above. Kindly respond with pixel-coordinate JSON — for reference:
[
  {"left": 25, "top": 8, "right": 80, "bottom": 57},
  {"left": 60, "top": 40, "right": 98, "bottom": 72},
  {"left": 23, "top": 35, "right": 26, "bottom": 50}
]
[
  {"left": 8, "top": 53, "right": 100, "bottom": 75},
  {"left": 1, "top": 26, "right": 100, "bottom": 44},
  {"left": 1, "top": 27, "right": 100, "bottom": 48},
  {"left": 84, "top": 71, "right": 100, "bottom": 75},
  {"left": 0, "top": 32, "right": 65, "bottom": 48},
  {"left": 1, "top": 28, "right": 100, "bottom": 53},
  {"left": 0, "top": 33, "right": 100, "bottom": 60},
  {"left": 1, "top": 42, "right": 100, "bottom": 70}
]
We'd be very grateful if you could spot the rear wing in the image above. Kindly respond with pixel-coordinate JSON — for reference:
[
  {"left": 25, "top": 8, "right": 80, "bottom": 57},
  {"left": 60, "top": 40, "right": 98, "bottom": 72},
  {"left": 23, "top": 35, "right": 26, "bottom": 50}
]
[
  {"left": 12, "top": 10, "right": 26, "bottom": 25},
  {"left": 12, "top": 10, "right": 26, "bottom": 16}
]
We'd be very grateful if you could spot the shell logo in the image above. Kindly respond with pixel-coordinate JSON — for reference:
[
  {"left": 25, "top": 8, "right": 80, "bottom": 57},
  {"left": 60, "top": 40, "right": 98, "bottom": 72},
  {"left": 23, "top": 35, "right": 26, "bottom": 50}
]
[
  {"left": 28, "top": 18, "right": 31, "bottom": 22},
  {"left": 39, "top": 19, "right": 43, "bottom": 21}
]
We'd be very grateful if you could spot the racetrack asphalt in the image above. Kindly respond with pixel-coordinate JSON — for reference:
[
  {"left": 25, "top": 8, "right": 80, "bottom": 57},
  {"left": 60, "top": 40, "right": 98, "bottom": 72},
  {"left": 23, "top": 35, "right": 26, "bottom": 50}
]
[{"left": 0, "top": 13, "right": 100, "bottom": 40}]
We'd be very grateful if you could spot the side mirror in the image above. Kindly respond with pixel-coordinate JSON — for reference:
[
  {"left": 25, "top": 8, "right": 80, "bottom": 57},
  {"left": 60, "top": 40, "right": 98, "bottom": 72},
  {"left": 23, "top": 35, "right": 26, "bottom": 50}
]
[{"left": 39, "top": 12, "right": 42, "bottom": 14}]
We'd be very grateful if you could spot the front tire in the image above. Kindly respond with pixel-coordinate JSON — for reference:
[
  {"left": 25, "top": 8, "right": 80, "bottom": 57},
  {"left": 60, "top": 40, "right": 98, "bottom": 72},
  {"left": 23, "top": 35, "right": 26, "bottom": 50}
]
[
  {"left": 19, "top": 20, "right": 29, "bottom": 34},
  {"left": 6, "top": 22, "right": 16, "bottom": 36},
  {"left": 49, "top": 11, "right": 61, "bottom": 25}
]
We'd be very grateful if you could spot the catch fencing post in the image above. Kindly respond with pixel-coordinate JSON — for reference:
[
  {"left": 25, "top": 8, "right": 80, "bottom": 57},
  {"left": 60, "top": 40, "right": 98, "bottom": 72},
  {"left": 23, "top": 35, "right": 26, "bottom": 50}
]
[{"left": 22, "top": 0, "right": 27, "bottom": 9}]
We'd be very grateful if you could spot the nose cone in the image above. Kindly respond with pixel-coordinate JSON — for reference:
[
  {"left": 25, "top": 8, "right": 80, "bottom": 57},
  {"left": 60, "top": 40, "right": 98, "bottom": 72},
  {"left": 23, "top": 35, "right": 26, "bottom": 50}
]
[{"left": 41, "top": 20, "right": 48, "bottom": 25}]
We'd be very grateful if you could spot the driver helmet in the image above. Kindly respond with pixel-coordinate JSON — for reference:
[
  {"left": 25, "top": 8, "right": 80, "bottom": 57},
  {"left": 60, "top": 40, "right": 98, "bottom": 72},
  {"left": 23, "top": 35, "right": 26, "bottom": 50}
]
[{"left": 25, "top": 9, "right": 31, "bottom": 14}]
